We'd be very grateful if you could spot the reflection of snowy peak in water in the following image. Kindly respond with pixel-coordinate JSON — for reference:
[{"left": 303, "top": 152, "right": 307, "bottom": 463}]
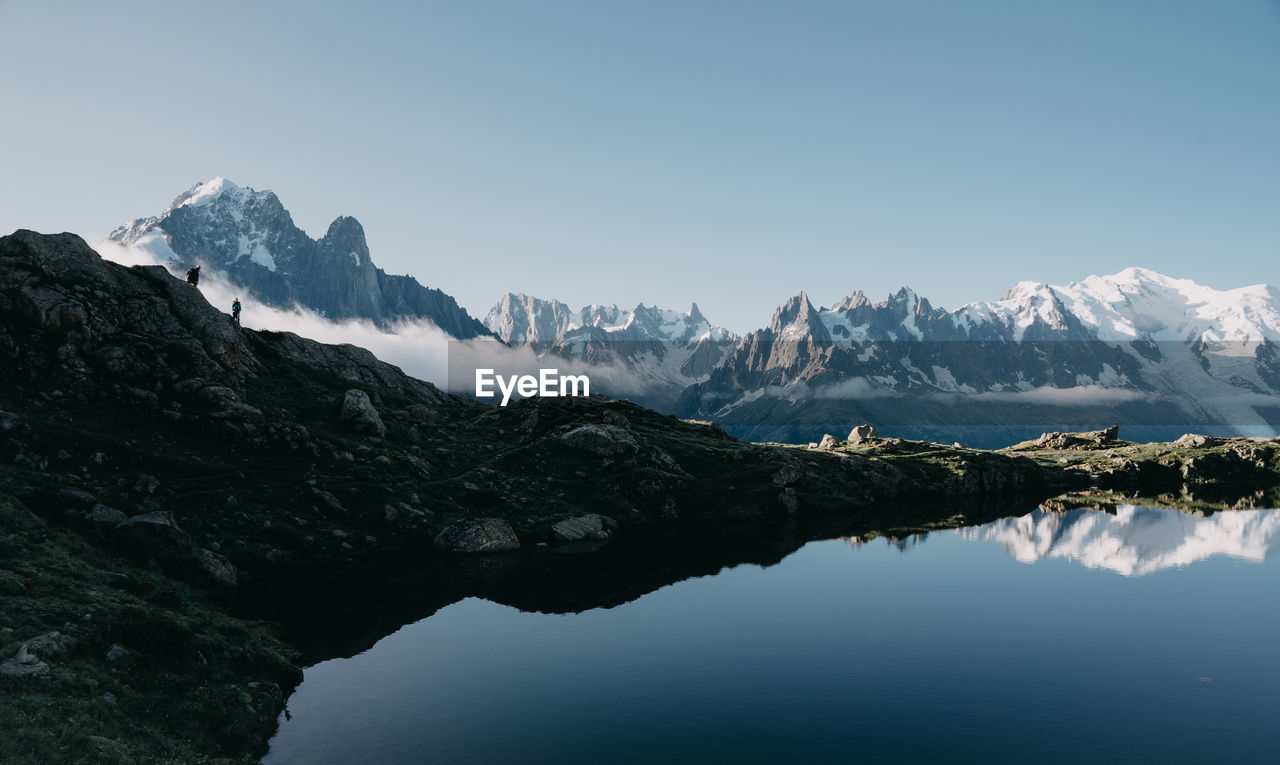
[{"left": 962, "top": 506, "right": 1280, "bottom": 576}]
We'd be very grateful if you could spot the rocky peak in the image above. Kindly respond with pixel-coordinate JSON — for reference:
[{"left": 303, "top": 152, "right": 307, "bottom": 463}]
[
  {"left": 831, "top": 291, "right": 870, "bottom": 312},
  {"left": 166, "top": 176, "right": 246, "bottom": 210},
  {"left": 580, "top": 304, "right": 625, "bottom": 329},
  {"left": 107, "top": 179, "right": 492, "bottom": 337},
  {"left": 319, "top": 216, "right": 372, "bottom": 268},
  {"left": 769, "top": 291, "right": 831, "bottom": 344},
  {"left": 322, "top": 215, "right": 366, "bottom": 242},
  {"left": 484, "top": 292, "right": 575, "bottom": 345}
]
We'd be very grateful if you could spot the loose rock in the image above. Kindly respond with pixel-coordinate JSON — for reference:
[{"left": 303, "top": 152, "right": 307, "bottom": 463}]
[
  {"left": 194, "top": 548, "right": 238, "bottom": 588},
  {"left": 338, "top": 389, "right": 387, "bottom": 437},
  {"left": 86, "top": 504, "right": 128, "bottom": 526},
  {"left": 434, "top": 518, "right": 521, "bottom": 553},
  {"left": 559, "top": 424, "right": 640, "bottom": 456},
  {"left": 111, "top": 511, "right": 194, "bottom": 558},
  {"left": 552, "top": 514, "right": 613, "bottom": 543},
  {"left": 847, "top": 424, "right": 878, "bottom": 443}
]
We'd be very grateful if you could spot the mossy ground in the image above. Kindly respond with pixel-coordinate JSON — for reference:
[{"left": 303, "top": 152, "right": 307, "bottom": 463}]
[{"left": 0, "top": 496, "right": 299, "bottom": 764}]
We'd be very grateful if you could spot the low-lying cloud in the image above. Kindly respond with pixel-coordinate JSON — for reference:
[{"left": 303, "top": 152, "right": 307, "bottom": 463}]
[
  {"left": 964, "top": 385, "right": 1151, "bottom": 406},
  {"left": 95, "top": 239, "right": 649, "bottom": 401},
  {"left": 784, "top": 378, "right": 1154, "bottom": 406},
  {"left": 807, "top": 377, "right": 903, "bottom": 400}
]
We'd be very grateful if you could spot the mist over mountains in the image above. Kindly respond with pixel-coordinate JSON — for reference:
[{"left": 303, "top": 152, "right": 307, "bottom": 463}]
[
  {"left": 100, "top": 179, "right": 1280, "bottom": 447},
  {"left": 675, "top": 270, "right": 1280, "bottom": 445},
  {"left": 482, "top": 294, "right": 738, "bottom": 409},
  {"left": 108, "top": 178, "right": 492, "bottom": 338}
]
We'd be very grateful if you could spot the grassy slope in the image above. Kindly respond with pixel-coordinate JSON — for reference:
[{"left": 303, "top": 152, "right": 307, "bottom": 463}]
[{"left": 0, "top": 495, "right": 298, "bottom": 764}]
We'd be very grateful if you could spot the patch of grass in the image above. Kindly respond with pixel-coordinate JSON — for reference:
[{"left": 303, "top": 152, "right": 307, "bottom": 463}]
[{"left": 0, "top": 496, "right": 299, "bottom": 764}]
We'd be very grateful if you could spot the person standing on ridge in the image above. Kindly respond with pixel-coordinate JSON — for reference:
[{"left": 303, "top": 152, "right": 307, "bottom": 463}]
[
  {"left": 186, "top": 265, "right": 201, "bottom": 286},
  {"left": 231, "top": 298, "right": 241, "bottom": 325}
]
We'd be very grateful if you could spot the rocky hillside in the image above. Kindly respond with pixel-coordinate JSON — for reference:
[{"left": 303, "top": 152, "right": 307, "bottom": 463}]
[
  {"left": 108, "top": 178, "right": 492, "bottom": 337},
  {"left": 2, "top": 230, "right": 1278, "bottom": 763}
]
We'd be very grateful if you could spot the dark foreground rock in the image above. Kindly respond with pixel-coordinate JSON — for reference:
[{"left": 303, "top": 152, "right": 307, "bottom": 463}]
[{"left": 434, "top": 519, "right": 521, "bottom": 553}]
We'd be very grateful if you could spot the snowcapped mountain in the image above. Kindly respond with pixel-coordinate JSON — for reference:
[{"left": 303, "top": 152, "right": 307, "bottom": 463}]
[
  {"left": 955, "top": 267, "right": 1280, "bottom": 344},
  {"left": 963, "top": 505, "right": 1280, "bottom": 576},
  {"left": 485, "top": 294, "right": 738, "bottom": 409},
  {"left": 675, "top": 269, "right": 1280, "bottom": 446},
  {"left": 108, "top": 178, "right": 492, "bottom": 338}
]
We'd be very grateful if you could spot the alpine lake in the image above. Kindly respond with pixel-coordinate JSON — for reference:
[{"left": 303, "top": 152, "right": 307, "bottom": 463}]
[{"left": 261, "top": 501, "right": 1280, "bottom": 764}]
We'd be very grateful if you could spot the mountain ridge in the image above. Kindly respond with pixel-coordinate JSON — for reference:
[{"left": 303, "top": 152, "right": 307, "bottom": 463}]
[
  {"left": 674, "top": 270, "right": 1280, "bottom": 446},
  {"left": 107, "top": 178, "right": 493, "bottom": 338},
  {"left": 483, "top": 292, "right": 739, "bottom": 409}
]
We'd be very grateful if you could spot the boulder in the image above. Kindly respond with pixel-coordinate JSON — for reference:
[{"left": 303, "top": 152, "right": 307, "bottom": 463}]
[
  {"left": 1009, "top": 426, "right": 1124, "bottom": 452},
  {"left": 133, "top": 473, "right": 160, "bottom": 495},
  {"left": 405, "top": 403, "right": 439, "bottom": 425},
  {"left": 0, "top": 633, "right": 71, "bottom": 679},
  {"left": 194, "top": 548, "right": 238, "bottom": 588},
  {"left": 0, "top": 644, "right": 49, "bottom": 678},
  {"left": 24, "top": 631, "right": 74, "bottom": 658},
  {"left": 847, "top": 424, "right": 878, "bottom": 443},
  {"left": 85, "top": 504, "right": 128, "bottom": 526},
  {"left": 338, "top": 389, "right": 387, "bottom": 437},
  {"left": 434, "top": 518, "right": 521, "bottom": 553},
  {"left": 0, "top": 410, "right": 24, "bottom": 432},
  {"left": 552, "top": 514, "right": 613, "bottom": 543},
  {"left": 1174, "top": 433, "right": 1222, "bottom": 449},
  {"left": 111, "top": 511, "right": 193, "bottom": 558},
  {"left": 559, "top": 424, "right": 639, "bottom": 455},
  {"left": 771, "top": 463, "right": 803, "bottom": 487},
  {"left": 818, "top": 434, "right": 841, "bottom": 449}
]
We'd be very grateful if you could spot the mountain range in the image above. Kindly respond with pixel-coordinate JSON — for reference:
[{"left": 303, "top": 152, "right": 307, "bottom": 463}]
[
  {"left": 104, "top": 179, "right": 1280, "bottom": 447},
  {"left": 673, "top": 270, "right": 1280, "bottom": 446},
  {"left": 482, "top": 294, "right": 738, "bottom": 409}
]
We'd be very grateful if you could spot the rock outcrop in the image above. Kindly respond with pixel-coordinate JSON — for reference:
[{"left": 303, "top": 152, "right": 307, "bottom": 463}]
[
  {"left": 0, "top": 230, "right": 258, "bottom": 400},
  {"left": 847, "top": 424, "right": 878, "bottom": 443},
  {"left": 434, "top": 519, "right": 521, "bottom": 553},
  {"left": 338, "top": 390, "right": 387, "bottom": 437},
  {"left": 1007, "top": 426, "right": 1123, "bottom": 452}
]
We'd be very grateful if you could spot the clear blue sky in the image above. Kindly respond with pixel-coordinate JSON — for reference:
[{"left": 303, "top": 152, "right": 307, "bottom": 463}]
[{"left": 2, "top": 0, "right": 1278, "bottom": 333}]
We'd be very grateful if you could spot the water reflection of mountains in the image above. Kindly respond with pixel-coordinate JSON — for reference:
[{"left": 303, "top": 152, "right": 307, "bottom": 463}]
[
  {"left": 246, "top": 498, "right": 1279, "bottom": 665},
  {"left": 844, "top": 505, "right": 1280, "bottom": 575},
  {"left": 961, "top": 505, "right": 1280, "bottom": 575}
]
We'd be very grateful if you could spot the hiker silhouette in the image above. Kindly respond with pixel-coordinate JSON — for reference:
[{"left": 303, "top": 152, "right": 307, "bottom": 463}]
[
  {"left": 232, "top": 298, "right": 241, "bottom": 324},
  {"left": 185, "top": 266, "right": 201, "bottom": 286}
]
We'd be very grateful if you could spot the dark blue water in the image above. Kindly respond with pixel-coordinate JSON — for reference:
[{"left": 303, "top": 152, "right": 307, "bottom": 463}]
[{"left": 265, "top": 506, "right": 1280, "bottom": 764}]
